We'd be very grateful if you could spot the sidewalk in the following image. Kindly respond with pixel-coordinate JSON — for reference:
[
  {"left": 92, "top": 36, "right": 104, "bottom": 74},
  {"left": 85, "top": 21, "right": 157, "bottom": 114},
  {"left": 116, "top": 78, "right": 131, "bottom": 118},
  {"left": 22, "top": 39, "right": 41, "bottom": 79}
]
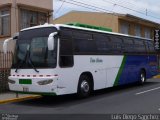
[
  {"left": 0, "top": 92, "right": 41, "bottom": 104},
  {"left": 153, "top": 74, "right": 160, "bottom": 79}
]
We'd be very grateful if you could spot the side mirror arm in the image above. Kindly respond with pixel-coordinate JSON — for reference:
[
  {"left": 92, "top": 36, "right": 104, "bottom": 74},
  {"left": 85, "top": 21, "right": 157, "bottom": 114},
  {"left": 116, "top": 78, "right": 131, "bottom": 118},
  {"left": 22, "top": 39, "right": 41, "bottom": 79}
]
[
  {"left": 13, "top": 32, "right": 19, "bottom": 40},
  {"left": 3, "top": 33, "right": 19, "bottom": 53},
  {"left": 3, "top": 38, "right": 13, "bottom": 54}
]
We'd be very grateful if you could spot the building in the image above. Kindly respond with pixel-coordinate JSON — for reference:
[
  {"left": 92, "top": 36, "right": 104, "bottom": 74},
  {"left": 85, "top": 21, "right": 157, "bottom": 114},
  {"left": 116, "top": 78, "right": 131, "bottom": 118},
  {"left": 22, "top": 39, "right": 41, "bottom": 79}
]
[
  {"left": 0, "top": 0, "right": 53, "bottom": 93},
  {"left": 0, "top": 0, "right": 53, "bottom": 50},
  {"left": 53, "top": 11, "right": 160, "bottom": 39},
  {"left": 54, "top": 11, "right": 160, "bottom": 71}
]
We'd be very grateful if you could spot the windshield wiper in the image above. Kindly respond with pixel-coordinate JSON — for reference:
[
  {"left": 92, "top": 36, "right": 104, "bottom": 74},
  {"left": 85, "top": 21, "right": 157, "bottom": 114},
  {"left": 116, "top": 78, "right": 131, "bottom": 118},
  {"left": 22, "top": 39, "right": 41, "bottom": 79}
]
[
  {"left": 15, "top": 45, "right": 30, "bottom": 73},
  {"left": 28, "top": 56, "right": 39, "bottom": 73},
  {"left": 15, "top": 60, "right": 25, "bottom": 73},
  {"left": 15, "top": 45, "right": 39, "bottom": 73},
  {"left": 15, "top": 50, "right": 28, "bottom": 73}
]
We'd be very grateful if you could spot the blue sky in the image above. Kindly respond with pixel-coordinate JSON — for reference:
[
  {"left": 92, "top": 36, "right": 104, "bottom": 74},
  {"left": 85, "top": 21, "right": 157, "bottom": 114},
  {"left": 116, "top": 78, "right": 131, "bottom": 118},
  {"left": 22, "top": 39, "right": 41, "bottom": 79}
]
[{"left": 53, "top": 0, "right": 160, "bottom": 23}]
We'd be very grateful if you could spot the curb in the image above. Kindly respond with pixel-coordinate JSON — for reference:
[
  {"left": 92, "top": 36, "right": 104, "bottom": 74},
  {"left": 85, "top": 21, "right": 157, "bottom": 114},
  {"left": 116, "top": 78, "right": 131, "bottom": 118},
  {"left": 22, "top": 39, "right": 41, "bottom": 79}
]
[
  {"left": 0, "top": 95, "right": 41, "bottom": 104},
  {"left": 153, "top": 75, "right": 160, "bottom": 79}
]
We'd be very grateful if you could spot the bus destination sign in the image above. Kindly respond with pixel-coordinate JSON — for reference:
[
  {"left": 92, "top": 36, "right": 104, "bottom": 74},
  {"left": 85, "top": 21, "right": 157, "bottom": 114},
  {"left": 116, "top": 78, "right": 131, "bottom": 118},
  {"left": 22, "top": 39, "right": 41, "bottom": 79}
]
[{"left": 154, "top": 30, "right": 160, "bottom": 51}]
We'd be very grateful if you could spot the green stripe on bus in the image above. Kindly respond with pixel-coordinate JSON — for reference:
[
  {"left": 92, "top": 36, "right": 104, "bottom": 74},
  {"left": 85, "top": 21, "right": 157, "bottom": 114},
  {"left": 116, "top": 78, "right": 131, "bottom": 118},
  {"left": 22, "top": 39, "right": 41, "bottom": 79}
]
[
  {"left": 114, "top": 56, "right": 127, "bottom": 86},
  {"left": 14, "top": 91, "right": 57, "bottom": 96}
]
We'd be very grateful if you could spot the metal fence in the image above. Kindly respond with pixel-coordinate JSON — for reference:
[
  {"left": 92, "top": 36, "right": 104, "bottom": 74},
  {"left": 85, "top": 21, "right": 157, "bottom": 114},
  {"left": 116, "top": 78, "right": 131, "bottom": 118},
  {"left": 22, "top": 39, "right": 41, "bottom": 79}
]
[{"left": 0, "top": 51, "right": 13, "bottom": 93}]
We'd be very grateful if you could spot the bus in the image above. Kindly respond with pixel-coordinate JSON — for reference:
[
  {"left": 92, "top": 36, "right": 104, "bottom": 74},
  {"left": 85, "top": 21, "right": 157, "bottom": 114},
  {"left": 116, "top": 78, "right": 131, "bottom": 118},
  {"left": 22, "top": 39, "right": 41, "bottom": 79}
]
[{"left": 3, "top": 23, "right": 158, "bottom": 98}]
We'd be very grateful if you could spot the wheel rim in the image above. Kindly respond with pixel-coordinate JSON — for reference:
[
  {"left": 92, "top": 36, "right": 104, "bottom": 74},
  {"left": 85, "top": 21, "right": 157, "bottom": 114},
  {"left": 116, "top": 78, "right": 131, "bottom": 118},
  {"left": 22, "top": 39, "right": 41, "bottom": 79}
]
[
  {"left": 141, "top": 73, "right": 145, "bottom": 83},
  {"left": 81, "top": 80, "right": 89, "bottom": 93}
]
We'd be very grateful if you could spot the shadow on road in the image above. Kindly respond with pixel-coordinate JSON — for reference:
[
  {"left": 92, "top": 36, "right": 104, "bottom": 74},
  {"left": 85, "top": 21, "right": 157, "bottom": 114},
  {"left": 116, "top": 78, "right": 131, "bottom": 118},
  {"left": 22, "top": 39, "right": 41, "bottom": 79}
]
[{"left": 13, "top": 81, "right": 159, "bottom": 108}]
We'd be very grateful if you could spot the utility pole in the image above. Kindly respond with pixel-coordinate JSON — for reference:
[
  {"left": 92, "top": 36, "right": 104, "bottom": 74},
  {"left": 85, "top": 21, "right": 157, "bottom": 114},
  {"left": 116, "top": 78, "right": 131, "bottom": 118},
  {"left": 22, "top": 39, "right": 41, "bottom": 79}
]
[{"left": 146, "top": 9, "right": 148, "bottom": 16}]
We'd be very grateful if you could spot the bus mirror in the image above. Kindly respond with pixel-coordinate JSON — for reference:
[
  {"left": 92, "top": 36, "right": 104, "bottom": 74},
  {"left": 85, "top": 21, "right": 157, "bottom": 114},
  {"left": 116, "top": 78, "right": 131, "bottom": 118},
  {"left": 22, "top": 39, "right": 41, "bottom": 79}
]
[
  {"left": 48, "top": 32, "right": 57, "bottom": 51},
  {"left": 3, "top": 33, "right": 18, "bottom": 53},
  {"left": 3, "top": 38, "right": 13, "bottom": 54}
]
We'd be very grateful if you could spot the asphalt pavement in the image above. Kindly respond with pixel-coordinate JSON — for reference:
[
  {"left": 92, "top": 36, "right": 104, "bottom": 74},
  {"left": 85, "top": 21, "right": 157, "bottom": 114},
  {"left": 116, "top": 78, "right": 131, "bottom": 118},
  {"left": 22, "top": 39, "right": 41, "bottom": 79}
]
[{"left": 0, "top": 78, "right": 160, "bottom": 119}]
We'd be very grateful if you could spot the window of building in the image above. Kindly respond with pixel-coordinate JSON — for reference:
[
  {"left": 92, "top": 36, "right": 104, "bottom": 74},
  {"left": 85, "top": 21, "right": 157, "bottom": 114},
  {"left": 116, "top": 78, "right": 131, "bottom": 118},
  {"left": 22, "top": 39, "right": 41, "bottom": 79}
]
[
  {"left": 135, "top": 25, "right": 141, "bottom": 37},
  {"left": 0, "top": 8, "right": 10, "bottom": 37},
  {"left": 120, "top": 22, "right": 130, "bottom": 35},
  {"left": 20, "top": 9, "right": 48, "bottom": 30},
  {"left": 144, "top": 28, "right": 151, "bottom": 39}
]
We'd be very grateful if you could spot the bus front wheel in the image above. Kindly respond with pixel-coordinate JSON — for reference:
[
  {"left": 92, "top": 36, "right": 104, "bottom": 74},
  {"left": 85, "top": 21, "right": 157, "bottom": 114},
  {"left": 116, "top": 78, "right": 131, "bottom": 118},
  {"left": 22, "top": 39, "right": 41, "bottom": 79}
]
[{"left": 77, "top": 75, "right": 92, "bottom": 98}]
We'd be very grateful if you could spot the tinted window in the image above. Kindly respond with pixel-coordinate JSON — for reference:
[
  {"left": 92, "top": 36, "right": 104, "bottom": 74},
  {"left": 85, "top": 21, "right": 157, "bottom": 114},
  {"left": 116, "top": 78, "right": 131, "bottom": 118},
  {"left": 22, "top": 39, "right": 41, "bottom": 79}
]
[
  {"left": 59, "top": 28, "right": 74, "bottom": 67},
  {"left": 12, "top": 27, "right": 58, "bottom": 68},
  {"left": 73, "top": 31, "right": 92, "bottom": 40},
  {"left": 74, "top": 31, "right": 97, "bottom": 54},
  {"left": 60, "top": 39, "right": 73, "bottom": 55},
  {"left": 109, "top": 35, "right": 123, "bottom": 53},
  {"left": 123, "top": 38, "right": 134, "bottom": 53},
  {"left": 146, "top": 40, "right": 155, "bottom": 53},
  {"left": 94, "top": 34, "right": 111, "bottom": 54},
  {"left": 94, "top": 34, "right": 124, "bottom": 54},
  {"left": 60, "top": 29, "right": 72, "bottom": 39},
  {"left": 59, "top": 27, "right": 156, "bottom": 55},
  {"left": 133, "top": 39, "right": 146, "bottom": 53},
  {"left": 60, "top": 39, "right": 73, "bottom": 67},
  {"left": 74, "top": 38, "right": 97, "bottom": 54}
]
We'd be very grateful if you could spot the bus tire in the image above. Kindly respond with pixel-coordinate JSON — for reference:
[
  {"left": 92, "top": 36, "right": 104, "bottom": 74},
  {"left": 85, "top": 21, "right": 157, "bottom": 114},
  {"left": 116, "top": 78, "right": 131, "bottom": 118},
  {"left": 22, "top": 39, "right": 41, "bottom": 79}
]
[
  {"left": 139, "top": 69, "right": 146, "bottom": 84},
  {"left": 77, "top": 75, "right": 92, "bottom": 98}
]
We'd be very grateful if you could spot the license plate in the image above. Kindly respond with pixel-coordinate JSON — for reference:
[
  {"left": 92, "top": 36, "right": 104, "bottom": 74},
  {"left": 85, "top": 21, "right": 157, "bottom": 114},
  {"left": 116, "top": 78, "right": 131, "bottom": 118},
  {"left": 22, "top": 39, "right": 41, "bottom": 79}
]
[
  {"left": 19, "top": 79, "right": 32, "bottom": 84},
  {"left": 23, "top": 87, "right": 29, "bottom": 92}
]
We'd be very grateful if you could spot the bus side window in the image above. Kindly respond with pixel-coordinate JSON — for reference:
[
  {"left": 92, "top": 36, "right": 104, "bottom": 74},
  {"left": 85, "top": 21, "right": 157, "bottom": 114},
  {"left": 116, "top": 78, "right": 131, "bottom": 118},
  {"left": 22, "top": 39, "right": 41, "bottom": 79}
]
[
  {"left": 60, "top": 38, "right": 74, "bottom": 67},
  {"left": 123, "top": 37, "right": 134, "bottom": 53},
  {"left": 146, "top": 41, "right": 155, "bottom": 53},
  {"left": 59, "top": 28, "right": 72, "bottom": 39},
  {"left": 133, "top": 39, "right": 146, "bottom": 53},
  {"left": 94, "top": 34, "right": 111, "bottom": 54},
  {"left": 109, "top": 35, "right": 123, "bottom": 54},
  {"left": 73, "top": 31, "right": 92, "bottom": 40},
  {"left": 74, "top": 38, "right": 97, "bottom": 54},
  {"left": 73, "top": 30, "right": 97, "bottom": 54}
]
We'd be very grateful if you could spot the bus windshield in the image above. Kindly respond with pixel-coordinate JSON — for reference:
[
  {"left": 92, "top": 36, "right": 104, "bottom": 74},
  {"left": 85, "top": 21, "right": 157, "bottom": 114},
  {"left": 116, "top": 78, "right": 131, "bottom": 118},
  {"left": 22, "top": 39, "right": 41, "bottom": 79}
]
[{"left": 12, "top": 27, "right": 58, "bottom": 69}]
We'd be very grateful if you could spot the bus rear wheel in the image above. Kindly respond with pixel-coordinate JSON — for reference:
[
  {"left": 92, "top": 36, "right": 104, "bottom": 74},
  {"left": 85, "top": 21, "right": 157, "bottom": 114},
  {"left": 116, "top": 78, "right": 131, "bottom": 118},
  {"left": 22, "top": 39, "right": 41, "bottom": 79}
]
[
  {"left": 77, "top": 75, "right": 92, "bottom": 98},
  {"left": 140, "top": 70, "right": 146, "bottom": 84}
]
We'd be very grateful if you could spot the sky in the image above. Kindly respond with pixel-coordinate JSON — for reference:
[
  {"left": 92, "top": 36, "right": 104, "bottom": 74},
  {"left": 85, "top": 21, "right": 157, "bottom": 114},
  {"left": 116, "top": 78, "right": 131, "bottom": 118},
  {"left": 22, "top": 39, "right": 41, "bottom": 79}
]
[{"left": 53, "top": 0, "right": 160, "bottom": 23}]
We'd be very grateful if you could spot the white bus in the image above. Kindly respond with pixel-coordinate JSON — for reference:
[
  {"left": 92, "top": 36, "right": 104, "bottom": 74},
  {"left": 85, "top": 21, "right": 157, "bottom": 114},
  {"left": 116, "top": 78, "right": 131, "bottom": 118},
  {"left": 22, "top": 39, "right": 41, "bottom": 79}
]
[{"left": 4, "top": 23, "right": 158, "bottom": 98}]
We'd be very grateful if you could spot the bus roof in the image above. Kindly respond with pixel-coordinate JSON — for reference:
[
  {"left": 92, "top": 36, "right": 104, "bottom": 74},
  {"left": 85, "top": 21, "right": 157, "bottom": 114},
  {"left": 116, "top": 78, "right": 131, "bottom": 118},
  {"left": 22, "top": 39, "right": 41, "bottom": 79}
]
[
  {"left": 20, "top": 23, "right": 152, "bottom": 41},
  {"left": 66, "top": 22, "right": 112, "bottom": 32},
  {"left": 55, "top": 24, "right": 152, "bottom": 41},
  {"left": 20, "top": 23, "right": 55, "bottom": 32}
]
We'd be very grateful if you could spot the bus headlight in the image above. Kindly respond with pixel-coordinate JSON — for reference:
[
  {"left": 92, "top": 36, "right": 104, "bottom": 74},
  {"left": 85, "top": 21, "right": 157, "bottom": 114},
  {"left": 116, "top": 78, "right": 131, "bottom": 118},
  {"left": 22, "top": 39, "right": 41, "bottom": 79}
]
[
  {"left": 37, "top": 79, "right": 53, "bottom": 85},
  {"left": 8, "top": 79, "right": 16, "bottom": 84}
]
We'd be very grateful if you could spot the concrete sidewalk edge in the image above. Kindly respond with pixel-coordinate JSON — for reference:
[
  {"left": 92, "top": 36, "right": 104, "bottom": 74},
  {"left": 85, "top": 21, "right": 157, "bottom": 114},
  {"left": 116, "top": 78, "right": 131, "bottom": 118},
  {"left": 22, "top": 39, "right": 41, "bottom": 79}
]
[
  {"left": 0, "top": 95, "right": 41, "bottom": 104},
  {"left": 153, "top": 75, "right": 160, "bottom": 79}
]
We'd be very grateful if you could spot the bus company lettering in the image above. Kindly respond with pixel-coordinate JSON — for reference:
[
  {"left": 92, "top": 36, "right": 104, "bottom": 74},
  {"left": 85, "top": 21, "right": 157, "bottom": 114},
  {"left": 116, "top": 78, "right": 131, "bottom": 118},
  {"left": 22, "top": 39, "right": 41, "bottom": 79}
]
[
  {"left": 90, "top": 58, "right": 103, "bottom": 63},
  {"left": 154, "top": 30, "right": 160, "bottom": 50}
]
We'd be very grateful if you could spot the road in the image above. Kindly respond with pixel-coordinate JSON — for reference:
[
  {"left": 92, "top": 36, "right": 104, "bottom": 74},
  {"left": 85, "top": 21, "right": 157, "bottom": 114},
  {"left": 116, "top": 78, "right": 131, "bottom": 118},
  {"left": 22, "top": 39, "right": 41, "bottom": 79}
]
[{"left": 0, "top": 78, "right": 160, "bottom": 119}]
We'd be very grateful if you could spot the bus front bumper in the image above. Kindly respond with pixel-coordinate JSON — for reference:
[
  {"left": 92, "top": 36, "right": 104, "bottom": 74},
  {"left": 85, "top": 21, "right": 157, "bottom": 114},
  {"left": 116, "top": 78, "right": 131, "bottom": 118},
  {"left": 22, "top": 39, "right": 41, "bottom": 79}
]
[{"left": 8, "top": 76, "right": 59, "bottom": 95}]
